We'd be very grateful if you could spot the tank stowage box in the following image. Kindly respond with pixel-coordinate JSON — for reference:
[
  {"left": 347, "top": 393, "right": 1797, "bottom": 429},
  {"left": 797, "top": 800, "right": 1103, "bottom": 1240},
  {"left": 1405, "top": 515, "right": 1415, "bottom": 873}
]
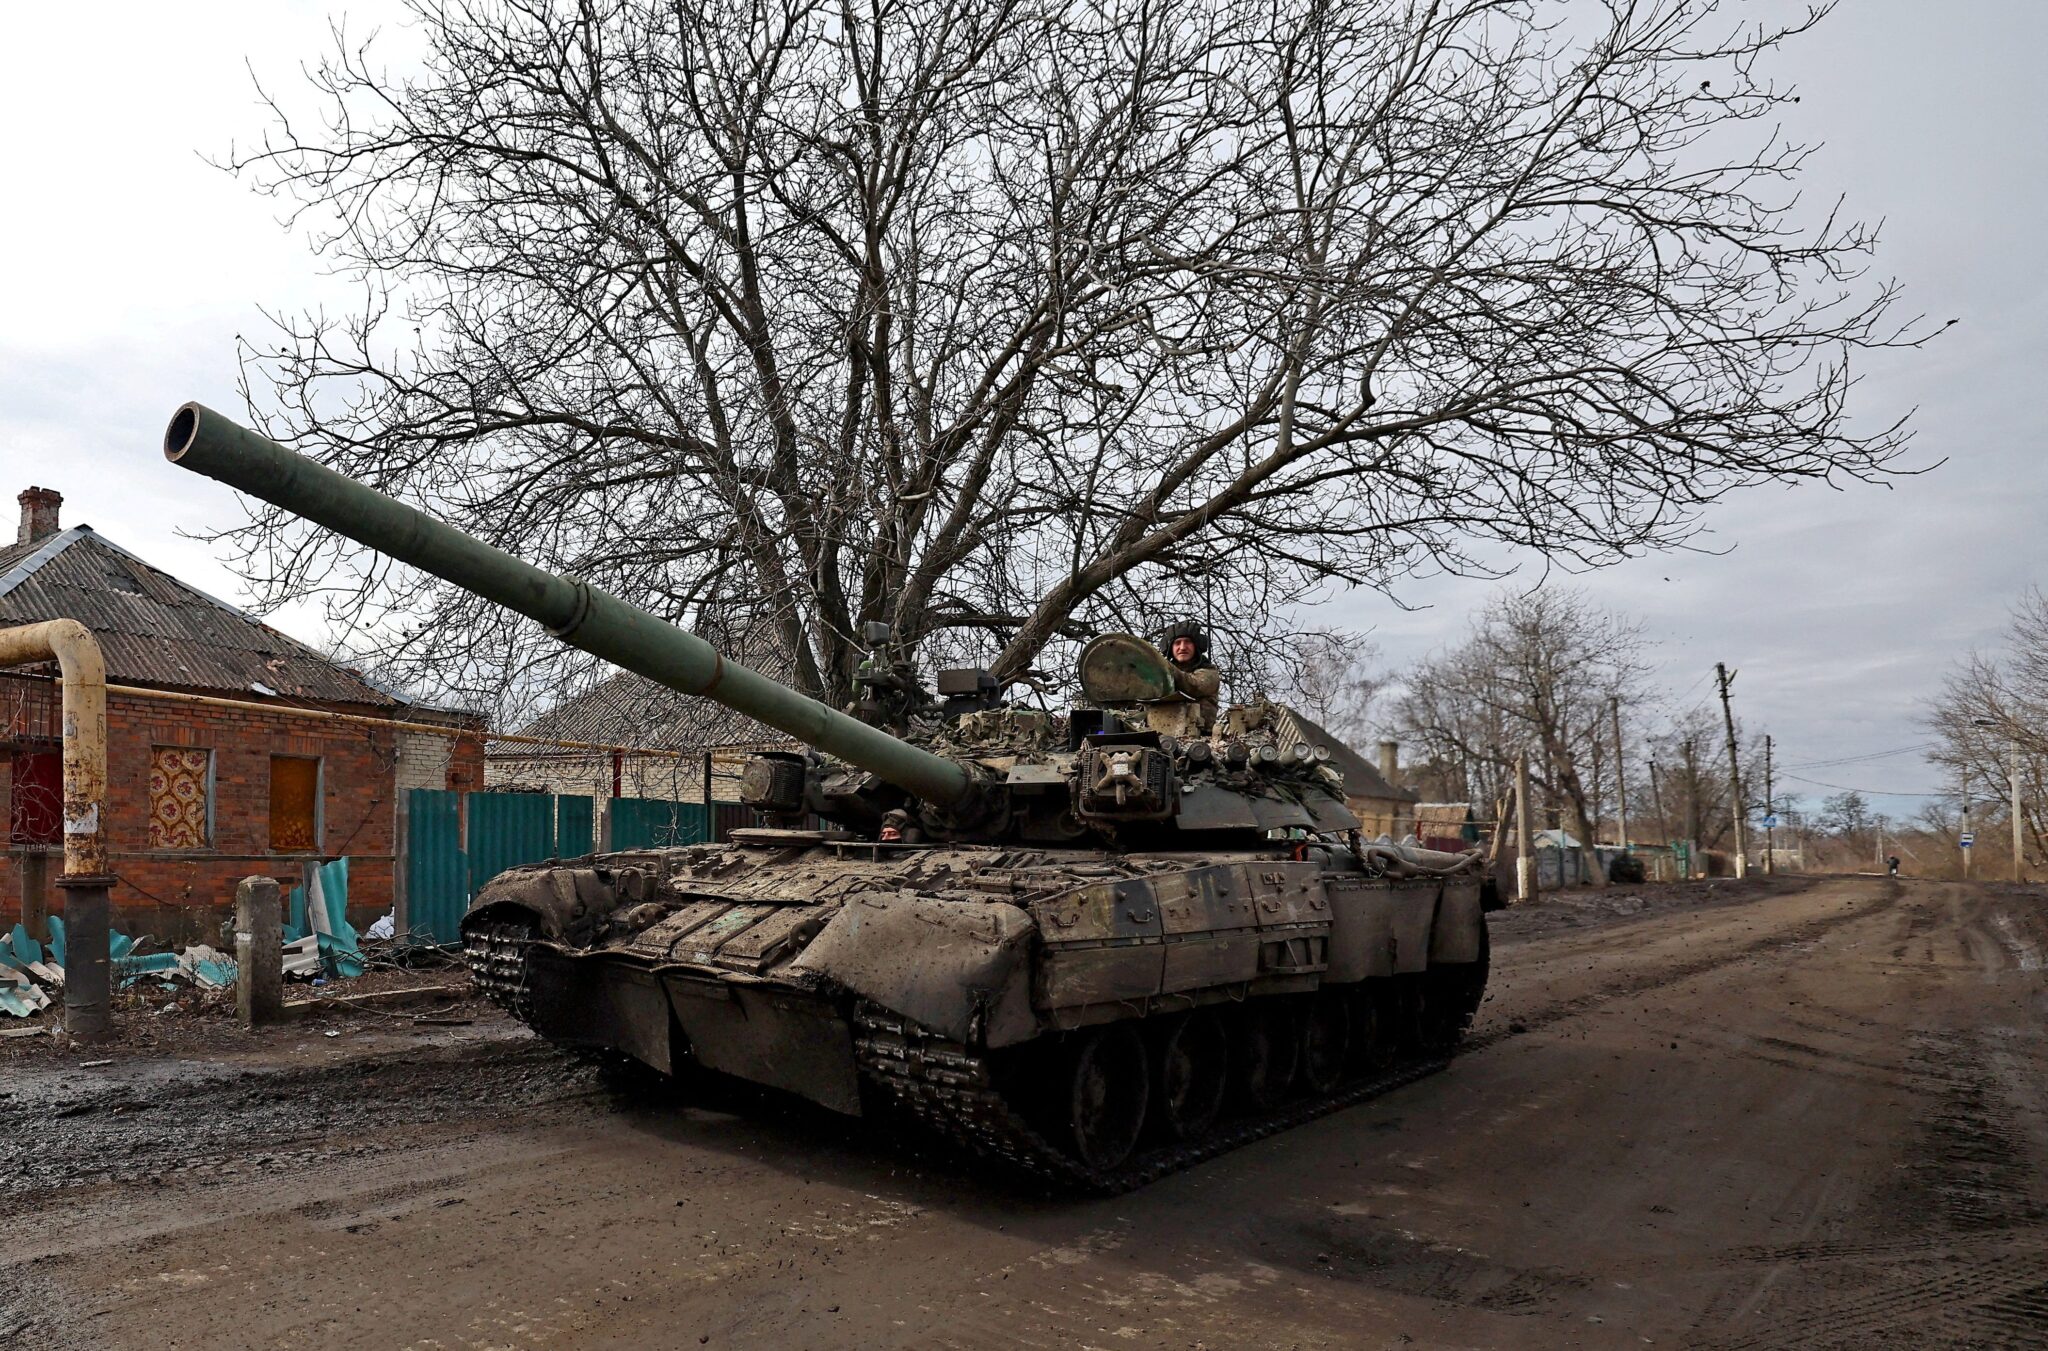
[{"left": 167, "top": 402, "right": 1495, "bottom": 1190}]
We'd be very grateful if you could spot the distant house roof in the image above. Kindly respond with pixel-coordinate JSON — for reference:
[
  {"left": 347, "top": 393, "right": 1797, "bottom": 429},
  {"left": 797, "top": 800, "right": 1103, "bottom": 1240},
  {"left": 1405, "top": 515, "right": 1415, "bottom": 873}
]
[
  {"left": 1533, "top": 828, "right": 1581, "bottom": 850},
  {"left": 1415, "top": 802, "right": 1475, "bottom": 827},
  {"left": 1276, "top": 707, "right": 1418, "bottom": 803},
  {"left": 507, "top": 668, "right": 797, "bottom": 753},
  {"left": 0, "top": 525, "right": 396, "bottom": 707}
]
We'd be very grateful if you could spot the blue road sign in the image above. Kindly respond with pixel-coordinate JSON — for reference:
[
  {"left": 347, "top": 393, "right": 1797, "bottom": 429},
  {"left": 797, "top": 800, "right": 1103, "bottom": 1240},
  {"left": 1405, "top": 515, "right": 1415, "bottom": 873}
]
[
  {"left": 1761, "top": 814, "right": 1780, "bottom": 828},
  {"left": 1960, "top": 832, "right": 1976, "bottom": 848}
]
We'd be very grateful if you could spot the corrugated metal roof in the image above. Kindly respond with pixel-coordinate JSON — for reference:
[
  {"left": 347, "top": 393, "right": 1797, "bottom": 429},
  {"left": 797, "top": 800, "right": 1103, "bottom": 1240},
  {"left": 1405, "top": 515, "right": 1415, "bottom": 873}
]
[
  {"left": 508, "top": 669, "right": 789, "bottom": 751},
  {"left": 0, "top": 528, "right": 396, "bottom": 706}
]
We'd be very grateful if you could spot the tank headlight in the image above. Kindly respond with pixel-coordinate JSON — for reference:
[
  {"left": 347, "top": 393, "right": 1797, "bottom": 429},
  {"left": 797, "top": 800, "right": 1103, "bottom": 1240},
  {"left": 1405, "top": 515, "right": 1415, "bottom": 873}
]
[
  {"left": 1255, "top": 744, "right": 1280, "bottom": 764},
  {"left": 1290, "top": 743, "right": 1312, "bottom": 762}
]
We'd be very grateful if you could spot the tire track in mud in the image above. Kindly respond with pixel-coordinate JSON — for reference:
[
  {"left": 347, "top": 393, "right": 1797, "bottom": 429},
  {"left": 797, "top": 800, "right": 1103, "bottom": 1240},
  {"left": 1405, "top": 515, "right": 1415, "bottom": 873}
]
[
  {"left": 1466, "top": 883, "right": 1900, "bottom": 1053},
  {"left": 1698, "top": 1004, "right": 2048, "bottom": 1347},
  {"left": 0, "top": 1038, "right": 592, "bottom": 1207}
]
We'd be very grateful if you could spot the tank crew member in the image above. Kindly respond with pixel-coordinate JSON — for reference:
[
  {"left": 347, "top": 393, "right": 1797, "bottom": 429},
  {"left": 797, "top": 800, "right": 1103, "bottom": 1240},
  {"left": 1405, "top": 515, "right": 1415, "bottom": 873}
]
[
  {"left": 1156, "top": 620, "right": 1221, "bottom": 737},
  {"left": 878, "top": 808, "right": 925, "bottom": 845}
]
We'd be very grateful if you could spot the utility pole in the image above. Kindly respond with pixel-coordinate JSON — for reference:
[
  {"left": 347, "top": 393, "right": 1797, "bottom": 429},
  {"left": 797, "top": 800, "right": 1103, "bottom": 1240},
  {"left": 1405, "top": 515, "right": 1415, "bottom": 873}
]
[
  {"left": 1715, "top": 663, "right": 1748, "bottom": 879},
  {"left": 1649, "top": 758, "right": 1670, "bottom": 843},
  {"left": 1763, "top": 734, "right": 1775, "bottom": 876},
  {"left": 1969, "top": 716, "right": 2019, "bottom": 883},
  {"left": 2013, "top": 736, "right": 2024, "bottom": 884},
  {"left": 1516, "top": 750, "right": 1534, "bottom": 903},
  {"left": 1681, "top": 738, "right": 1703, "bottom": 877},
  {"left": 1610, "top": 696, "right": 1629, "bottom": 852},
  {"left": 1962, "top": 773, "right": 1973, "bottom": 882}
]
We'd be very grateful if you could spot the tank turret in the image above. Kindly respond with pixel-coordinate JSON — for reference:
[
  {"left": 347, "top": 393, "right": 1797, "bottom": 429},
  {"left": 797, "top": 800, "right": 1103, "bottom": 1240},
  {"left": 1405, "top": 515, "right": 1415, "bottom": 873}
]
[{"left": 163, "top": 401, "right": 1491, "bottom": 1190}]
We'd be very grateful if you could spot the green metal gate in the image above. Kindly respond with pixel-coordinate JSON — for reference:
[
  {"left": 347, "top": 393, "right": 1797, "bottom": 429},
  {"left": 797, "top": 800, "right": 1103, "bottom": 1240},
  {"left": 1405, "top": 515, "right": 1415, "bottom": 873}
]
[{"left": 404, "top": 789, "right": 468, "bottom": 945}]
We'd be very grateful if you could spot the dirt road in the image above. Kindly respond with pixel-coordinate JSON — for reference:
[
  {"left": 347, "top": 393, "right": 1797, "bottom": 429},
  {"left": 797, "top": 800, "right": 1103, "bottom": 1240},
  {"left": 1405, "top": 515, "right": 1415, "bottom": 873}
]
[{"left": 5, "top": 876, "right": 2045, "bottom": 1349}]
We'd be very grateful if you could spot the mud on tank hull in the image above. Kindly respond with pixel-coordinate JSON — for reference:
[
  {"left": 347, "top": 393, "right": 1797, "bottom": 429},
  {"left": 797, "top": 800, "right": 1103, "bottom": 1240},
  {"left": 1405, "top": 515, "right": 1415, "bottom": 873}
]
[{"left": 462, "top": 837, "right": 1491, "bottom": 1191}]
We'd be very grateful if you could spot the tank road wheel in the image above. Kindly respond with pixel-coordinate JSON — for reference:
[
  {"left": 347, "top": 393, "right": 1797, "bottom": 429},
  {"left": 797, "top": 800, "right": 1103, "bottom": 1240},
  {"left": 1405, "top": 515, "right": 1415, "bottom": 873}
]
[
  {"left": 1349, "top": 985, "right": 1396, "bottom": 1075},
  {"left": 1422, "top": 928, "right": 1492, "bottom": 1055},
  {"left": 1415, "top": 982, "right": 1459, "bottom": 1056},
  {"left": 1299, "top": 992, "right": 1352, "bottom": 1095},
  {"left": 1063, "top": 1026, "right": 1151, "bottom": 1171},
  {"left": 1153, "top": 1010, "right": 1228, "bottom": 1144},
  {"left": 1231, "top": 1002, "right": 1301, "bottom": 1112},
  {"left": 1385, "top": 976, "right": 1427, "bottom": 1058}
]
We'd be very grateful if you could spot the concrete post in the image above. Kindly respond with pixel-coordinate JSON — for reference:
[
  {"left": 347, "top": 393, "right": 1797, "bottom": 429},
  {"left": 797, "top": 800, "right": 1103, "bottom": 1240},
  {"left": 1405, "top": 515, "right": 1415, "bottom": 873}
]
[
  {"left": 1962, "top": 789, "right": 1973, "bottom": 881},
  {"left": 235, "top": 876, "right": 284, "bottom": 1027},
  {"left": 1610, "top": 696, "right": 1629, "bottom": 851},
  {"left": 1515, "top": 752, "right": 1535, "bottom": 904}
]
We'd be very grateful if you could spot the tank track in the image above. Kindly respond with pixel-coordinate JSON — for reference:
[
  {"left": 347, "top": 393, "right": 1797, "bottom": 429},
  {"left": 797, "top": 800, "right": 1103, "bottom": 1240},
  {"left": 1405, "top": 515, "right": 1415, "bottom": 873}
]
[
  {"left": 466, "top": 918, "right": 1484, "bottom": 1192},
  {"left": 462, "top": 920, "right": 537, "bottom": 1019},
  {"left": 853, "top": 1004, "right": 1454, "bottom": 1194}
]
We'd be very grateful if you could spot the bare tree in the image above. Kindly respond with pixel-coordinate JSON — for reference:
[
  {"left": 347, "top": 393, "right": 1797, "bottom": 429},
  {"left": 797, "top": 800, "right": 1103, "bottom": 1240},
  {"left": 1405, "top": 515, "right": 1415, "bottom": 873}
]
[
  {"left": 1925, "top": 588, "right": 2048, "bottom": 866},
  {"left": 1646, "top": 701, "right": 1759, "bottom": 855},
  {"left": 1279, "top": 631, "right": 1384, "bottom": 748},
  {"left": 1393, "top": 587, "right": 1649, "bottom": 882},
  {"left": 212, "top": 0, "right": 1927, "bottom": 718}
]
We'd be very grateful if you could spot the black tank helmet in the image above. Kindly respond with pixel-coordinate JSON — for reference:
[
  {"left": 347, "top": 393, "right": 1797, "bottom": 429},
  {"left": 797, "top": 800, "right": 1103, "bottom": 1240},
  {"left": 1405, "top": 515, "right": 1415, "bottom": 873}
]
[{"left": 1156, "top": 620, "right": 1211, "bottom": 668}]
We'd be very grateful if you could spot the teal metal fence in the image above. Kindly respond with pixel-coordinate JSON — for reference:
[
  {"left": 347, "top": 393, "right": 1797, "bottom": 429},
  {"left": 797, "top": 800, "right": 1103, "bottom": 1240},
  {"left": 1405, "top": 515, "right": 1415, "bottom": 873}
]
[
  {"left": 468, "top": 793, "right": 558, "bottom": 896},
  {"left": 611, "top": 797, "right": 713, "bottom": 849},
  {"left": 404, "top": 789, "right": 468, "bottom": 945},
  {"left": 402, "top": 791, "right": 729, "bottom": 944},
  {"left": 556, "top": 795, "right": 595, "bottom": 857}
]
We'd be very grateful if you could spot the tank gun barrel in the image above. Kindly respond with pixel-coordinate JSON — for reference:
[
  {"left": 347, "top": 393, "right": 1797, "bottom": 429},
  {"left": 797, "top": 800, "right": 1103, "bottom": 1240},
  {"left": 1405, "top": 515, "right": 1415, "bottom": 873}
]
[{"left": 162, "top": 402, "right": 975, "bottom": 809}]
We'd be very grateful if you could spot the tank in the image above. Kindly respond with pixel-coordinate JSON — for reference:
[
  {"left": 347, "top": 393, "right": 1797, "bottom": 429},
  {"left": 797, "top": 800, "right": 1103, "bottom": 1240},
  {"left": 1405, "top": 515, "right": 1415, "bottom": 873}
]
[{"left": 165, "top": 401, "right": 1495, "bottom": 1190}]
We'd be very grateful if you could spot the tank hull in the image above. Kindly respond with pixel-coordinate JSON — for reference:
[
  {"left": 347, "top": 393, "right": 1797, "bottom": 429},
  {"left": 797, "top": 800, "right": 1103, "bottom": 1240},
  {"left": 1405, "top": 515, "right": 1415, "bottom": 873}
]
[{"left": 462, "top": 837, "right": 1491, "bottom": 1189}]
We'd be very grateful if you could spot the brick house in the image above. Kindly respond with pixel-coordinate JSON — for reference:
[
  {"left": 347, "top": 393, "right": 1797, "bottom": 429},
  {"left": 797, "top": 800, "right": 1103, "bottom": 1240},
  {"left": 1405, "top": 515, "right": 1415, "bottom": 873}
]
[{"left": 0, "top": 487, "right": 483, "bottom": 943}]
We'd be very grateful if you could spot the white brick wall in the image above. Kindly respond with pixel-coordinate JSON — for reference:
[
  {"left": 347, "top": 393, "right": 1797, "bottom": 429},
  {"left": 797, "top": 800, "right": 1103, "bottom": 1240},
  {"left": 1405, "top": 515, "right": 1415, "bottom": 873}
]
[{"left": 394, "top": 730, "right": 454, "bottom": 794}]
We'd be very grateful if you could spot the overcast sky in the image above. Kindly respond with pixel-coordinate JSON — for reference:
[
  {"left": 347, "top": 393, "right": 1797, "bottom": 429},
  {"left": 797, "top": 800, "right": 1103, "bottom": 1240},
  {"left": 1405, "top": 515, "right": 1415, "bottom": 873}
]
[{"left": 2, "top": 0, "right": 2039, "bottom": 814}]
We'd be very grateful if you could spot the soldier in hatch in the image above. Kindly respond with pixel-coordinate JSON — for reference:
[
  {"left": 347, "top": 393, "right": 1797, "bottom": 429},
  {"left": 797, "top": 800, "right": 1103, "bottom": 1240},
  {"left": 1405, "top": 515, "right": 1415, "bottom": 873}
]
[{"left": 1155, "top": 621, "right": 1221, "bottom": 738}]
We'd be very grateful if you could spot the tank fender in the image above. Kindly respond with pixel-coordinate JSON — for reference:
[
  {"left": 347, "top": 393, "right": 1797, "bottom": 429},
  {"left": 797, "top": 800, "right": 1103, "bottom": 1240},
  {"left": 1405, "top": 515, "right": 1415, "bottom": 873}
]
[
  {"left": 1429, "top": 877, "right": 1486, "bottom": 964},
  {"left": 462, "top": 865, "right": 644, "bottom": 946},
  {"left": 790, "top": 895, "right": 1039, "bottom": 1048}
]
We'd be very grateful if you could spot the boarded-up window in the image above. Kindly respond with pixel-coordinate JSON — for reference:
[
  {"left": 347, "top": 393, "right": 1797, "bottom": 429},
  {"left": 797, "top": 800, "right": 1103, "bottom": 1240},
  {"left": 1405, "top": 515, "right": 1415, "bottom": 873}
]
[
  {"left": 269, "top": 756, "right": 320, "bottom": 851},
  {"left": 8, "top": 750, "right": 61, "bottom": 845},
  {"left": 148, "top": 746, "right": 212, "bottom": 849}
]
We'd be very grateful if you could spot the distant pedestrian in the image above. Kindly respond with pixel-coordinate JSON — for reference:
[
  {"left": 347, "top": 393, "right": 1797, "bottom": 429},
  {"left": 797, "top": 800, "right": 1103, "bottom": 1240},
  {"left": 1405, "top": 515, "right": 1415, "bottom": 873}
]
[{"left": 1887, "top": 855, "right": 1900, "bottom": 878}]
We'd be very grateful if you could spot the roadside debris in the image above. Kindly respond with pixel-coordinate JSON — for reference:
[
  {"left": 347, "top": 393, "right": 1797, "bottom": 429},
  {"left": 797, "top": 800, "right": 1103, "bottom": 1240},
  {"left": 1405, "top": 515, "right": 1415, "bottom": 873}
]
[
  {"left": 0, "top": 856, "right": 380, "bottom": 1026},
  {"left": 288, "top": 857, "right": 366, "bottom": 979}
]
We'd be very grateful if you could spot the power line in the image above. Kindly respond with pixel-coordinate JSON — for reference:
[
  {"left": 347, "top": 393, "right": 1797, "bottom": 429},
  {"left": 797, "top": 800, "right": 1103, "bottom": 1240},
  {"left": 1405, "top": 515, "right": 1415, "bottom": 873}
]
[
  {"left": 1781, "top": 771, "right": 1943, "bottom": 798},
  {"left": 1778, "top": 741, "right": 1939, "bottom": 772}
]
